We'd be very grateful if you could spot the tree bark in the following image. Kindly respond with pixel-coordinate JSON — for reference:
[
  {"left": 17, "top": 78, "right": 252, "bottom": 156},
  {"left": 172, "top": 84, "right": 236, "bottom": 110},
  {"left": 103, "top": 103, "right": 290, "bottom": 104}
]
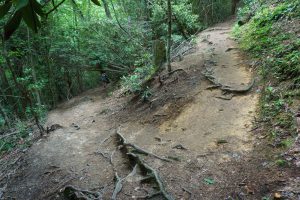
[
  {"left": 0, "top": 101, "right": 11, "bottom": 128},
  {"left": 166, "top": 0, "right": 172, "bottom": 72},
  {"left": 231, "top": 0, "right": 240, "bottom": 15},
  {"left": 101, "top": 0, "right": 112, "bottom": 19},
  {"left": 27, "top": 28, "right": 42, "bottom": 106}
]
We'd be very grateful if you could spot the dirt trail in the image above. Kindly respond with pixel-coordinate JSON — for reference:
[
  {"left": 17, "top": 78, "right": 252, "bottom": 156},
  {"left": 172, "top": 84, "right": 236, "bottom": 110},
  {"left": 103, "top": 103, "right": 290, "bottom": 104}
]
[{"left": 4, "top": 20, "right": 272, "bottom": 200}]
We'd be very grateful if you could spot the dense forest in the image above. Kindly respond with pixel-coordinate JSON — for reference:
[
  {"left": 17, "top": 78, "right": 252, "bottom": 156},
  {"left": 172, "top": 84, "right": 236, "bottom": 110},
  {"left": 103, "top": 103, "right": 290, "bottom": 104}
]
[
  {"left": 0, "top": 0, "right": 300, "bottom": 199},
  {"left": 0, "top": 0, "right": 233, "bottom": 123},
  {"left": 0, "top": 0, "right": 233, "bottom": 149}
]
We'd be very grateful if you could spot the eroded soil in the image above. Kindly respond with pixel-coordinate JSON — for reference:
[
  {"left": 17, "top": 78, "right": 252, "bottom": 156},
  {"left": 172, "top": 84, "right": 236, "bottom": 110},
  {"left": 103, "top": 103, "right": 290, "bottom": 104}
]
[{"left": 3, "top": 20, "right": 299, "bottom": 200}]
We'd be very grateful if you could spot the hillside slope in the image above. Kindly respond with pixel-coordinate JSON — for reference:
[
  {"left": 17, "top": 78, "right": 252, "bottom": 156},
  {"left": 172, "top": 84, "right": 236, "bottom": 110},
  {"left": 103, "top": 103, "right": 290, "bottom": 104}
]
[{"left": 2, "top": 18, "right": 299, "bottom": 200}]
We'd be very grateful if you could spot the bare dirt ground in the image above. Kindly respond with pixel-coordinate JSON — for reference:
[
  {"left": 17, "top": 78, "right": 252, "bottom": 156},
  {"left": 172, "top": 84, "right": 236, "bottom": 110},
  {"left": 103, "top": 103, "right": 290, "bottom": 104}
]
[{"left": 2, "top": 20, "right": 299, "bottom": 200}]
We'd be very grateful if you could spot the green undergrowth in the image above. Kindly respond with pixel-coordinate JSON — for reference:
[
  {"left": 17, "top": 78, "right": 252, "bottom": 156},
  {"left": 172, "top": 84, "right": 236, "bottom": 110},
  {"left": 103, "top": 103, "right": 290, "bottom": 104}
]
[
  {"left": 233, "top": 0, "right": 300, "bottom": 153},
  {"left": 0, "top": 121, "right": 32, "bottom": 156},
  {"left": 121, "top": 57, "right": 157, "bottom": 100}
]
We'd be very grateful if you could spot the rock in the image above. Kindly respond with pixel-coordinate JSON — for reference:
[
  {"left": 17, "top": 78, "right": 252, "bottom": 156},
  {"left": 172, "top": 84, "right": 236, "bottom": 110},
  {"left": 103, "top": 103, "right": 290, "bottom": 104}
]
[
  {"left": 46, "top": 124, "right": 63, "bottom": 133},
  {"left": 274, "top": 192, "right": 282, "bottom": 199}
]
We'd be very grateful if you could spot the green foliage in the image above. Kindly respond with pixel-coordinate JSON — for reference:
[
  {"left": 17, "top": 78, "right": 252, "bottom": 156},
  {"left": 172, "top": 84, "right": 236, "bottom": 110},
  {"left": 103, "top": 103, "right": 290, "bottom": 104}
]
[
  {"left": 191, "top": 0, "right": 232, "bottom": 25},
  {"left": 203, "top": 178, "right": 215, "bottom": 185},
  {"left": 0, "top": 121, "right": 31, "bottom": 154},
  {"left": 151, "top": 0, "right": 201, "bottom": 42},
  {"left": 275, "top": 159, "right": 287, "bottom": 167},
  {"left": 234, "top": 0, "right": 300, "bottom": 147},
  {"left": 0, "top": 117, "right": 5, "bottom": 127},
  {"left": 141, "top": 87, "right": 152, "bottom": 101},
  {"left": 121, "top": 65, "right": 156, "bottom": 94},
  {"left": 234, "top": 0, "right": 300, "bottom": 82},
  {"left": 1, "top": 0, "right": 102, "bottom": 39}
]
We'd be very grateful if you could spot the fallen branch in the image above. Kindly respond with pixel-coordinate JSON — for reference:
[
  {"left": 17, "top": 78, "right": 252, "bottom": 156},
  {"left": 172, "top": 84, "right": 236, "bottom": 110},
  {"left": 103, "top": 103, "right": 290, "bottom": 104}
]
[
  {"left": 0, "top": 131, "right": 19, "bottom": 140},
  {"left": 116, "top": 130, "right": 171, "bottom": 162}
]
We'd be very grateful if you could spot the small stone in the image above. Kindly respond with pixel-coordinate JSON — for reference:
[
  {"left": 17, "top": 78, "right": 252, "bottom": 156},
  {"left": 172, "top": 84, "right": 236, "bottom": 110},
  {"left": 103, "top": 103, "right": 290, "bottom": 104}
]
[
  {"left": 274, "top": 192, "right": 282, "bottom": 199},
  {"left": 295, "top": 160, "right": 300, "bottom": 167}
]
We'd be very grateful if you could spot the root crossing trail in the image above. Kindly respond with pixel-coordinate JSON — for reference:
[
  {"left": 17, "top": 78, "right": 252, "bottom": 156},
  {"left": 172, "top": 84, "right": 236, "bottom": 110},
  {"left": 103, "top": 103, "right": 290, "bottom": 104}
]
[{"left": 5, "top": 20, "right": 267, "bottom": 200}]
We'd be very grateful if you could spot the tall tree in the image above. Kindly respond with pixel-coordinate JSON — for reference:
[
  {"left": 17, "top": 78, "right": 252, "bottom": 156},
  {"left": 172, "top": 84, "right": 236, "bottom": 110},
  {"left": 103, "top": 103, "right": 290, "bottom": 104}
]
[
  {"left": 101, "top": 0, "right": 112, "bottom": 19},
  {"left": 166, "top": 0, "right": 172, "bottom": 72}
]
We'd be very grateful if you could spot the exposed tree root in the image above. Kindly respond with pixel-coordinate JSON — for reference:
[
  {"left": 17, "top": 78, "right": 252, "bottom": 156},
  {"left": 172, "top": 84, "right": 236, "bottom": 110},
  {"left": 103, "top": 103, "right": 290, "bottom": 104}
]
[
  {"left": 111, "top": 165, "right": 137, "bottom": 200},
  {"left": 128, "top": 153, "right": 174, "bottom": 200},
  {"left": 215, "top": 94, "right": 234, "bottom": 101},
  {"left": 182, "top": 187, "right": 194, "bottom": 200},
  {"left": 116, "top": 130, "right": 172, "bottom": 162},
  {"left": 159, "top": 69, "right": 188, "bottom": 83},
  {"left": 63, "top": 185, "right": 102, "bottom": 200},
  {"left": 225, "top": 47, "right": 238, "bottom": 52},
  {"left": 42, "top": 176, "right": 75, "bottom": 199},
  {"left": 116, "top": 131, "right": 174, "bottom": 200},
  {"left": 202, "top": 66, "right": 255, "bottom": 94}
]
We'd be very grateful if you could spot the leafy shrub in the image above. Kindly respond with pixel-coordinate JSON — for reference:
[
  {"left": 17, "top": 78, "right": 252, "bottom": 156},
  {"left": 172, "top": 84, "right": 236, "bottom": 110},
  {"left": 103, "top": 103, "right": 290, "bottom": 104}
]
[
  {"left": 234, "top": 0, "right": 300, "bottom": 82},
  {"left": 121, "top": 65, "right": 156, "bottom": 94},
  {"left": 234, "top": 0, "right": 300, "bottom": 145},
  {"left": 151, "top": 0, "right": 201, "bottom": 39}
]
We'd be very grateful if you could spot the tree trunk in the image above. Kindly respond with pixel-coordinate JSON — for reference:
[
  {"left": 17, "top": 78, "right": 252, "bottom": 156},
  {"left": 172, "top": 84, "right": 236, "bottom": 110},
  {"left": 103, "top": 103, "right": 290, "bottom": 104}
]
[
  {"left": 101, "top": 0, "right": 112, "bottom": 19},
  {"left": 27, "top": 28, "right": 42, "bottom": 106},
  {"left": 0, "top": 66, "right": 19, "bottom": 116},
  {"left": 2, "top": 36, "right": 44, "bottom": 133},
  {"left": 153, "top": 40, "right": 166, "bottom": 68},
  {"left": 231, "top": 0, "right": 239, "bottom": 15},
  {"left": 166, "top": 0, "right": 172, "bottom": 72},
  {"left": 0, "top": 101, "right": 11, "bottom": 128}
]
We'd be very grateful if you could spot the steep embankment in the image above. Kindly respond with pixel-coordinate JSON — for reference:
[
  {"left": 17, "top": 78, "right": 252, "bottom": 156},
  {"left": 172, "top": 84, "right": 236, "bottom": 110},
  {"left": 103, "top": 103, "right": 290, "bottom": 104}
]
[
  {"left": 234, "top": 1, "right": 300, "bottom": 198},
  {"left": 3, "top": 19, "right": 295, "bottom": 200}
]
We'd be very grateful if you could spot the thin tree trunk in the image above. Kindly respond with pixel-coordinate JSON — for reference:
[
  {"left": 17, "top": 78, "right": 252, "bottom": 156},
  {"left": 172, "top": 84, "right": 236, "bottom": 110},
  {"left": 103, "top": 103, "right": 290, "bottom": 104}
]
[
  {"left": 0, "top": 101, "right": 11, "bottom": 128},
  {"left": 231, "top": 0, "right": 239, "bottom": 15},
  {"left": 166, "top": 0, "right": 172, "bottom": 72},
  {"left": 27, "top": 28, "right": 41, "bottom": 106},
  {"left": 101, "top": 0, "right": 112, "bottom": 19},
  {"left": 2, "top": 36, "right": 44, "bottom": 133},
  {"left": 0, "top": 66, "right": 19, "bottom": 116}
]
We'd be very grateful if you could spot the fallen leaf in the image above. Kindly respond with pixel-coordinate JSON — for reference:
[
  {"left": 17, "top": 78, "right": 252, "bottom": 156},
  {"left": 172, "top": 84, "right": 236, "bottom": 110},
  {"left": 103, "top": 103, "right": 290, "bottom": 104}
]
[{"left": 203, "top": 178, "right": 215, "bottom": 185}]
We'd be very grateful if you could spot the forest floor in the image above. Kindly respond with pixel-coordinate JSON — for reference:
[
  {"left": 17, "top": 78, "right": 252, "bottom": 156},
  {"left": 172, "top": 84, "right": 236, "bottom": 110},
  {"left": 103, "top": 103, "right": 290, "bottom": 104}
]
[{"left": 2, "top": 19, "right": 299, "bottom": 200}]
